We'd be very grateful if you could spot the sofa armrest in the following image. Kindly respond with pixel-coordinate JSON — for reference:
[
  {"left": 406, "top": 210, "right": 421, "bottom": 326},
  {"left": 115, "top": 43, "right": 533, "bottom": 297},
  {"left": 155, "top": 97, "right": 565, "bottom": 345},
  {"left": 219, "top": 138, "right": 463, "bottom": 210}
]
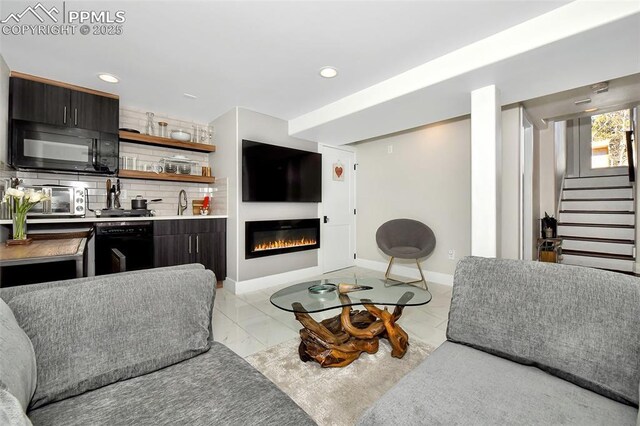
[{"left": 8, "top": 267, "right": 215, "bottom": 410}]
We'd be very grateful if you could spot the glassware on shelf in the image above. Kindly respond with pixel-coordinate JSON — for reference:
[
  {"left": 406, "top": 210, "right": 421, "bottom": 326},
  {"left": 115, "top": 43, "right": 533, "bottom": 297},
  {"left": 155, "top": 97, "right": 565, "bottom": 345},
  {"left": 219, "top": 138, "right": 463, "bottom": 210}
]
[
  {"left": 158, "top": 121, "right": 168, "bottom": 138},
  {"left": 192, "top": 125, "right": 200, "bottom": 143},
  {"left": 161, "top": 156, "right": 197, "bottom": 175},
  {"left": 146, "top": 112, "right": 155, "bottom": 136},
  {"left": 200, "top": 126, "right": 211, "bottom": 144}
]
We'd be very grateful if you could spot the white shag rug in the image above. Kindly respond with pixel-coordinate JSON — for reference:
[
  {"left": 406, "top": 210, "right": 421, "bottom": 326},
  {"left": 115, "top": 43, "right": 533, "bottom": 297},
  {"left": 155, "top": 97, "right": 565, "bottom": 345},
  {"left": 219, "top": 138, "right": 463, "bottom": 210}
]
[{"left": 246, "top": 338, "right": 435, "bottom": 426}]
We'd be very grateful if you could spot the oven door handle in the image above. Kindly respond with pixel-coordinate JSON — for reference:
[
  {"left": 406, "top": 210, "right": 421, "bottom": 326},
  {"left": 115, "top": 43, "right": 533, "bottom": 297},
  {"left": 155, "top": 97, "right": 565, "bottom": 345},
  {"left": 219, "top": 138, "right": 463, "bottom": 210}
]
[{"left": 111, "top": 248, "right": 126, "bottom": 273}]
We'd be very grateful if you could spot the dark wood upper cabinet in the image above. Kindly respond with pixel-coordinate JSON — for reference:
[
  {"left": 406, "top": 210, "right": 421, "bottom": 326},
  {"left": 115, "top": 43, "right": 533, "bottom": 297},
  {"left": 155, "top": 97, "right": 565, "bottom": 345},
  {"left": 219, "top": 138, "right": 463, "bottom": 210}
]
[
  {"left": 10, "top": 78, "right": 69, "bottom": 126},
  {"left": 9, "top": 75, "right": 119, "bottom": 134},
  {"left": 71, "top": 90, "right": 119, "bottom": 133}
]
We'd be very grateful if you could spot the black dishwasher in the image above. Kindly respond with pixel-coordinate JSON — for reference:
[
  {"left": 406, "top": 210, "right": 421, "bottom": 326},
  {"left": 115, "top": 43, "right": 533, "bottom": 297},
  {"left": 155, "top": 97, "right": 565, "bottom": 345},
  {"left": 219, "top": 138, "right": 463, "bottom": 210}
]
[{"left": 95, "top": 222, "right": 154, "bottom": 275}]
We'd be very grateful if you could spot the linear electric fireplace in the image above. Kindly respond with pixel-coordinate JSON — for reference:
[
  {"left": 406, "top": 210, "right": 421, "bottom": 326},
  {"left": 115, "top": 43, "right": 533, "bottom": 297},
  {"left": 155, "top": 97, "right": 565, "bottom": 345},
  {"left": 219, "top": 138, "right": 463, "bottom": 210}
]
[{"left": 245, "top": 219, "right": 320, "bottom": 259}]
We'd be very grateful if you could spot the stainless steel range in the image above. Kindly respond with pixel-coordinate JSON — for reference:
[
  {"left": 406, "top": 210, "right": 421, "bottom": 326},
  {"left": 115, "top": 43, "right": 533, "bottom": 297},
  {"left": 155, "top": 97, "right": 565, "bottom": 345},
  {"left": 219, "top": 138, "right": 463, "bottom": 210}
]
[{"left": 96, "top": 209, "right": 153, "bottom": 218}]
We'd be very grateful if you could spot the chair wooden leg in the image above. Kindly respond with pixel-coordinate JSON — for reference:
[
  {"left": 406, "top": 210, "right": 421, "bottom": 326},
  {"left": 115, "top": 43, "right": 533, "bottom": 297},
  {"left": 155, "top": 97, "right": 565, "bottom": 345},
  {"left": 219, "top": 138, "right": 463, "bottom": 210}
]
[{"left": 383, "top": 257, "right": 428, "bottom": 290}]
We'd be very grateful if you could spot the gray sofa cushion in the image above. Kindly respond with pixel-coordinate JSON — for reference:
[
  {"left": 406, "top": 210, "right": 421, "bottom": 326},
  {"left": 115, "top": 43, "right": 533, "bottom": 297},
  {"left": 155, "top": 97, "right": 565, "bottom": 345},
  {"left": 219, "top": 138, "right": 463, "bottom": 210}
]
[
  {"left": 448, "top": 257, "right": 640, "bottom": 406},
  {"left": 0, "top": 263, "right": 206, "bottom": 303},
  {"left": 0, "top": 299, "right": 36, "bottom": 411},
  {"left": 358, "top": 341, "right": 638, "bottom": 425},
  {"left": 8, "top": 268, "right": 215, "bottom": 410},
  {"left": 0, "top": 384, "right": 32, "bottom": 426},
  {"left": 27, "top": 343, "right": 315, "bottom": 426}
]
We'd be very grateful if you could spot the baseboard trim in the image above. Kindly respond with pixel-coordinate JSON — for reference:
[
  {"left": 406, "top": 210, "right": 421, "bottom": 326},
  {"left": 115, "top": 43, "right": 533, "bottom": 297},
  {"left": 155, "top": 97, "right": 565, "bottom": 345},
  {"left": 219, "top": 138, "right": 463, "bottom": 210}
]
[
  {"left": 224, "top": 266, "right": 323, "bottom": 295},
  {"left": 355, "top": 258, "right": 454, "bottom": 286}
]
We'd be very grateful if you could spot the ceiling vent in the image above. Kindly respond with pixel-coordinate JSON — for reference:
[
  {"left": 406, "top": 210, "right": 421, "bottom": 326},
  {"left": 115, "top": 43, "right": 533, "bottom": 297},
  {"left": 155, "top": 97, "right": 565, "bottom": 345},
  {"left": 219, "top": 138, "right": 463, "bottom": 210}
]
[
  {"left": 574, "top": 98, "right": 591, "bottom": 105},
  {"left": 591, "top": 82, "right": 609, "bottom": 94}
]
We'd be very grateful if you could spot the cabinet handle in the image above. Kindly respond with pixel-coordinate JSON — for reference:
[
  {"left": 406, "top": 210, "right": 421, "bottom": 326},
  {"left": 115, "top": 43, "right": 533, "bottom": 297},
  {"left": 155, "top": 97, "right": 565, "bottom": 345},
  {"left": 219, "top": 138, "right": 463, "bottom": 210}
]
[
  {"left": 188, "top": 235, "right": 192, "bottom": 254},
  {"left": 63, "top": 106, "right": 67, "bottom": 124},
  {"left": 196, "top": 235, "right": 199, "bottom": 254},
  {"left": 74, "top": 108, "right": 78, "bottom": 126}
]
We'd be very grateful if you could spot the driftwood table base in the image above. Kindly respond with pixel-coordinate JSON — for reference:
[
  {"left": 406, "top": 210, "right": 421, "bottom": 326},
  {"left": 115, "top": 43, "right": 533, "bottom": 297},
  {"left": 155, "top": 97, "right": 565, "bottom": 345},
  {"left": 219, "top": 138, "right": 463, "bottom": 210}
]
[{"left": 293, "top": 301, "right": 409, "bottom": 368}]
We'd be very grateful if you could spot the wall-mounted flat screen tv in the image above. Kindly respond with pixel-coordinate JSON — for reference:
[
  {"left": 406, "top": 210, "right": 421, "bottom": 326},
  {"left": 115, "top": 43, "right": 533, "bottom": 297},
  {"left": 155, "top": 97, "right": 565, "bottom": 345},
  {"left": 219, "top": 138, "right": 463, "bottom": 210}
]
[{"left": 242, "top": 140, "right": 322, "bottom": 202}]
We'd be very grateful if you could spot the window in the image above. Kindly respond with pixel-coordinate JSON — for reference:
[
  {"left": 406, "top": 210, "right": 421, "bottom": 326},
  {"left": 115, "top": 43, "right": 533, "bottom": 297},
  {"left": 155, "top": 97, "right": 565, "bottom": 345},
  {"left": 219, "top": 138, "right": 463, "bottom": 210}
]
[{"left": 590, "top": 109, "right": 631, "bottom": 168}]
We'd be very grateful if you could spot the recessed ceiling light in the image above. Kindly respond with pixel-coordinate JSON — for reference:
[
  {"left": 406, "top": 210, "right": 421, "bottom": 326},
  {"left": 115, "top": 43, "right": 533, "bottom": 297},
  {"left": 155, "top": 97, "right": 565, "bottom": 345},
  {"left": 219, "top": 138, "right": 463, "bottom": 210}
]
[
  {"left": 584, "top": 107, "right": 599, "bottom": 113},
  {"left": 183, "top": 93, "right": 198, "bottom": 99},
  {"left": 319, "top": 66, "right": 338, "bottom": 79},
  {"left": 98, "top": 73, "right": 119, "bottom": 83}
]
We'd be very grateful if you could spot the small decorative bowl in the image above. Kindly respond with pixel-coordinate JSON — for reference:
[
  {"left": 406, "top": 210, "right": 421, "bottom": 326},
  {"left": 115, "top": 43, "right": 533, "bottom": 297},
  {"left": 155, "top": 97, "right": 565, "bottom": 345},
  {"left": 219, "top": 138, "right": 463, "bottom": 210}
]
[
  {"left": 170, "top": 130, "right": 191, "bottom": 141},
  {"left": 164, "top": 163, "right": 178, "bottom": 174}
]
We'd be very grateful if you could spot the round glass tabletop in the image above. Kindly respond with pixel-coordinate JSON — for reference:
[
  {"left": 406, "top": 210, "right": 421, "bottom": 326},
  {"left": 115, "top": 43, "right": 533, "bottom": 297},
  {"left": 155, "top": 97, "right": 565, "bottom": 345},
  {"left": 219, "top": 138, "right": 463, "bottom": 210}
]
[{"left": 270, "top": 277, "right": 432, "bottom": 313}]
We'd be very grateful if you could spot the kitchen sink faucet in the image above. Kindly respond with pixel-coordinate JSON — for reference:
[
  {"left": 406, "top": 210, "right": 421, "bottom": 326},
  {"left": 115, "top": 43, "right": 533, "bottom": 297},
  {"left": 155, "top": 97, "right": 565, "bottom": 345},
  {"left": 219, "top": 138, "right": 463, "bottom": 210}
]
[{"left": 178, "top": 190, "right": 187, "bottom": 215}]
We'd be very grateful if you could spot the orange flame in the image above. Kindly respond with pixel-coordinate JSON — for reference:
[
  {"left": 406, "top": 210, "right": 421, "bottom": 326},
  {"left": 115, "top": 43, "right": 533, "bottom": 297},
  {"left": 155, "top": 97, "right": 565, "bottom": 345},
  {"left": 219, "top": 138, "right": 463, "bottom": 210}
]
[{"left": 254, "top": 237, "right": 317, "bottom": 252}]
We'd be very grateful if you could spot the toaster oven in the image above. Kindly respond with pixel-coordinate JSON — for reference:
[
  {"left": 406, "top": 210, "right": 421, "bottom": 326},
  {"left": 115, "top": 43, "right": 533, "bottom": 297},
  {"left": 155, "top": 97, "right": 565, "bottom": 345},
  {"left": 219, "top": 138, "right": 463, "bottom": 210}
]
[{"left": 20, "top": 185, "right": 86, "bottom": 217}]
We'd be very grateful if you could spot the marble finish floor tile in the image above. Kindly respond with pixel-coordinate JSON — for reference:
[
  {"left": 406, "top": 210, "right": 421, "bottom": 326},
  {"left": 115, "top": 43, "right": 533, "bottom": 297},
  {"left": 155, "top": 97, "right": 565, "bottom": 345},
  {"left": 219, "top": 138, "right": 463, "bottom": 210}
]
[{"left": 214, "top": 266, "right": 452, "bottom": 359}]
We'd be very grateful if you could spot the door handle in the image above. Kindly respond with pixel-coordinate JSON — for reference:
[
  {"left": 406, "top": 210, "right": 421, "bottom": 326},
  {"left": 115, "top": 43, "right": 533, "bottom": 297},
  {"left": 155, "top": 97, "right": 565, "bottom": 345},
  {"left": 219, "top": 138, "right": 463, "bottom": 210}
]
[
  {"left": 188, "top": 235, "right": 192, "bottom": 254},
  {"left": 324, "top": 216, "right": 329, "bottom": 223},
  {"left": 74, "top": 108, "right": 78, "bottom": 126},
  {"left": 196, "top": 235, "right": 199, "bottom": 254},
  {"left": 63, "top": 106, "right": 67, "bottom": 124}
]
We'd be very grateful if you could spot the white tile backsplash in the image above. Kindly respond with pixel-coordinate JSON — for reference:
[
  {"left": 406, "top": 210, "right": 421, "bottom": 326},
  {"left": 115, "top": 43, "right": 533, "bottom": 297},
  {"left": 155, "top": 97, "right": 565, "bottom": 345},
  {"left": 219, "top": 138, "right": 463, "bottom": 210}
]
[{"left": 16, "top": 171, "right": 227, "bottom": 216}]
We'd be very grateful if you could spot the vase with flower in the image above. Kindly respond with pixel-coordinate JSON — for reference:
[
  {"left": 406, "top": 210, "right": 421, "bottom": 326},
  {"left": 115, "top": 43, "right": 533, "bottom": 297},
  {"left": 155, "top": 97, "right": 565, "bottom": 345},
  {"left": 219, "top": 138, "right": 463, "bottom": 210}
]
[{"left": 3, "top": 188, "right": 49, "bottom": 245}]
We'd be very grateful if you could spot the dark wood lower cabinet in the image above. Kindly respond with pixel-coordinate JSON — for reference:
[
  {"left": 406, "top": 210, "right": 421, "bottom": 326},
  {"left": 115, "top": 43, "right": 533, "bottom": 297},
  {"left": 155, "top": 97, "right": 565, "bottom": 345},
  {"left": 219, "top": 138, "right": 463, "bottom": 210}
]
[
  {"left": 153, "top": 219, "right": 226, "bottom": 282},
  {"left": 153, "top": 234, "right": 191, "bottom": 268}
]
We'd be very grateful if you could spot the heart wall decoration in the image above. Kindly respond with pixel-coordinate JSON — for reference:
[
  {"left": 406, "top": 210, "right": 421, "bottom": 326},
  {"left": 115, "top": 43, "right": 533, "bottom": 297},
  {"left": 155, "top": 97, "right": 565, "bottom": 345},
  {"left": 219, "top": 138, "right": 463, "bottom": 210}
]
[{"left": 332, "top": 162, "right": 345, "bottom": 181}]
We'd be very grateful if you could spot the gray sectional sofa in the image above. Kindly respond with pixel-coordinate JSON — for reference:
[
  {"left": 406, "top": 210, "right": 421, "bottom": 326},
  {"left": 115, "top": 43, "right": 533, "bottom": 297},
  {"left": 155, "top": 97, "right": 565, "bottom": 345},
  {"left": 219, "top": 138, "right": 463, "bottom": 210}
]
[
  {"left": 359, "top": 257, "right": 640, "bottom": 425},
  {"left": 0, "top": 264, "right": 315, "bottom": 425}
]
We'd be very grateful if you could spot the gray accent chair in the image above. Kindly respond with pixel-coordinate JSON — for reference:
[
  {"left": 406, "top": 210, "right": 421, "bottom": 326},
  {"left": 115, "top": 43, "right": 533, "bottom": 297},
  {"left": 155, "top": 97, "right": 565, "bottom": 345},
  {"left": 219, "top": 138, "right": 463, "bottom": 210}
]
[
  {"left": 0, "top": 265, "right": 315, "bottom": 426},
  {"left": 375, "top": 218, "right": 436, "bottom": 289},
  {"left": 359, "top": 257, "right": 640, "bottom": 425}
]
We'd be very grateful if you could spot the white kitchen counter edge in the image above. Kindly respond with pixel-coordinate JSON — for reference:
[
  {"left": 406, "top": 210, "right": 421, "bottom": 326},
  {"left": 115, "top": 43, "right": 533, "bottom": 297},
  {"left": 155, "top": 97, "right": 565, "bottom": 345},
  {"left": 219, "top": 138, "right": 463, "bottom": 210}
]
[{"left": 0, "top": 215, "right": 228, "bottom": 225}]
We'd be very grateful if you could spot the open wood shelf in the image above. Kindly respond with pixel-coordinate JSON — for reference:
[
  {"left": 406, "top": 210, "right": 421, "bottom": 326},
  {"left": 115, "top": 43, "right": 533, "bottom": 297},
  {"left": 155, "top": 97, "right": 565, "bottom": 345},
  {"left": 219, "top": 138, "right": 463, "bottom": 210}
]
[
  {"left": 119, "top": 131, "right": 216, "bottom": 153},
  {"left": 118, "top": 169, "right": 215, "bottom": 184}
]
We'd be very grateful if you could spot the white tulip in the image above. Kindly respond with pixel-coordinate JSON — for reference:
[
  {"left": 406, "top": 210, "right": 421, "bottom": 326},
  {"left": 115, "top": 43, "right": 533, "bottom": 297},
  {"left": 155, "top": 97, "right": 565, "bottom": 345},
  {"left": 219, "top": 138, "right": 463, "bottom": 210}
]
[
  {"left": 29, "top": 191, "right": 43, "bottom": 203},
  {"left": 6, "top": 188, "right": 25, "bottom": 198}
]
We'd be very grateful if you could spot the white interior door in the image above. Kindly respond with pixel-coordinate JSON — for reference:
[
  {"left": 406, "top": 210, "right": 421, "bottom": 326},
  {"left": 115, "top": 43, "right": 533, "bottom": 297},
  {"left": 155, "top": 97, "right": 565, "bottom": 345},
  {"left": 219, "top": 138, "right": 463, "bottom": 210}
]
[{"left": 321, "top": 145, "right": 356, "bottom": 273}]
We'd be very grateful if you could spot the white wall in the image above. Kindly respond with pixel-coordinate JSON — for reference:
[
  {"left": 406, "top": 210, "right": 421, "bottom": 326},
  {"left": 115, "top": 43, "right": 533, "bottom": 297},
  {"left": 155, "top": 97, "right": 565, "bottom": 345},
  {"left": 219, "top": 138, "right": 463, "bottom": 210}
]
[
  {"left": 565, "top": 119, "right": 580, "bottom": 177},
  {"left": 500, "top": 106, "right": 520, "bottom": 259},
  {"left": 210, "top": 108, "right": 239, "bottom": 281},
  {"left": 539, "top": 124, "right": 556, "bottom": 219},
  {"left": 532, "top": 124, "right": 541, "bottom": 257},
  {"left": 554, "top": 121, "right": 567, "bottom": 209},
  {"left": 211, "top": 108, "right": 320, "bottom": 286},
  {"left": 237, "top": 108, "right": 319, "bottom": 281},
  {"left": 352, "top": 117, "right": 471, "bottom": 277},
  {"left": 470, "top": 85, "right": 501, "bottom": 258}
]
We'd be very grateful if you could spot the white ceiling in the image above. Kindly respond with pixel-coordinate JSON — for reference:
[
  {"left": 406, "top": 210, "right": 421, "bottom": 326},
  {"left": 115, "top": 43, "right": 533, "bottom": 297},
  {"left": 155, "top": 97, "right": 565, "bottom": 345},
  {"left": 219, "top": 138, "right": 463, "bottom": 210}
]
[
  {"left": 1, "top": 0, "right": 572, "bottom": 126},
  {"left": 289, "top": 0, "right": 640, "bottom": 144},
  {"left": 3, "top": 1, "right": 638, "bottom": 145},
  {"left": 523, "top": 73, "right": 640, "bottom": 126}
]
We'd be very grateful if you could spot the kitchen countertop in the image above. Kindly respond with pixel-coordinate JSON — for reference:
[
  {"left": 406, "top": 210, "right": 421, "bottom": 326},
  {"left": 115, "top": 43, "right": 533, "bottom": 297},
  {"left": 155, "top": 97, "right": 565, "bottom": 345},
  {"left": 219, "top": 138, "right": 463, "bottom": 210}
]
[{"left": 0, "top": 214, "right": 227, "bottom": 225}]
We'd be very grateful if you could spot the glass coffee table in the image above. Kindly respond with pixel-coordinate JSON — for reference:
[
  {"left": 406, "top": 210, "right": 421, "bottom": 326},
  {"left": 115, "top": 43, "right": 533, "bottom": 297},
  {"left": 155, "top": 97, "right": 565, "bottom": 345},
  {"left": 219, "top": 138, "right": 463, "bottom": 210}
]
[{"left": 270, "top": 277, "right": 432, "bottom": 368}]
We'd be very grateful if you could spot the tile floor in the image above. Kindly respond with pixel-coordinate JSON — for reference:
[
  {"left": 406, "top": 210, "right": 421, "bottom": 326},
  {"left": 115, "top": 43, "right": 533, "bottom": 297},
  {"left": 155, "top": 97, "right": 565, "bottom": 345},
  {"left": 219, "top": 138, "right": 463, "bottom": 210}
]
[{"left": 213, "top": 267, "right": 452, "bottom": 358}]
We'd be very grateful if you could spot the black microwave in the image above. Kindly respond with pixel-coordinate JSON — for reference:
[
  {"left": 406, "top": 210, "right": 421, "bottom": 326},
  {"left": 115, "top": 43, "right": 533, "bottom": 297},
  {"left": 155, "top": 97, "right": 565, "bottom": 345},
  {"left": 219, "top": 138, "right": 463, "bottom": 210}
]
[{"left": 10, "top": 121, "right": 118, "bottom": 175}]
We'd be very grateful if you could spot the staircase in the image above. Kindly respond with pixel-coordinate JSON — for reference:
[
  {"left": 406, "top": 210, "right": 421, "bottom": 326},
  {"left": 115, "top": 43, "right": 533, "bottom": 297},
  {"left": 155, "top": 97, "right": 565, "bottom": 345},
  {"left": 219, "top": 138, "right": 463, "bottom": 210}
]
[{"left": 558, "top": 175, "right": 636, "bottom": 273}]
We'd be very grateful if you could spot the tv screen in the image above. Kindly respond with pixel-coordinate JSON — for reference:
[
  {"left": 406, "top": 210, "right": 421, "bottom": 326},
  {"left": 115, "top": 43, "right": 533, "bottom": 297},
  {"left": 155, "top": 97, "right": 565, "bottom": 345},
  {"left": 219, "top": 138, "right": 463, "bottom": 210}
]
[{"left": 242, "top": 140, "right": 322, "bottom": 202}]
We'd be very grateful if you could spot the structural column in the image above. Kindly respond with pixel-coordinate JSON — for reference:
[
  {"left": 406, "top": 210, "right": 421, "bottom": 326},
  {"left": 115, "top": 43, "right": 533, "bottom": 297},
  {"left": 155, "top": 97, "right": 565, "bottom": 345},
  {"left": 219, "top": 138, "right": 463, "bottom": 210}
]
[{"left": 471, "top": 85, "right": 502, "bottom": 257}]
